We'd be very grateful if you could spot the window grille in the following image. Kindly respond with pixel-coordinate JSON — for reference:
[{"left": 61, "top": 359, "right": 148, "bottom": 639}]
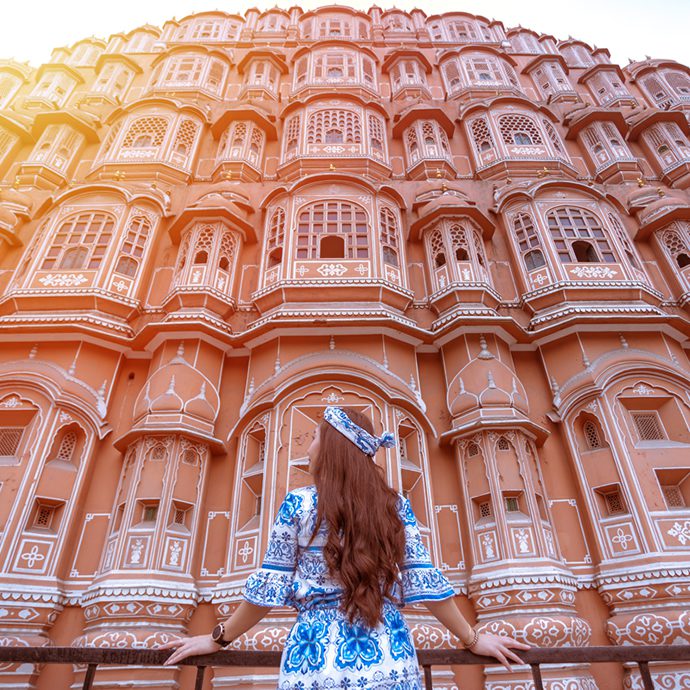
[
  {"left": 284, "top": 115, "right": 301, "bottom": 158},
  {"left": 603, "top": 490, "right": 625, "bottom": 515},
  {"left": 479, "top": 501, "right": 492, "bottom": 518},
  {"left": 41, "top": 212, "right": 115, "bottom": 271},
  {"left": 469, "top": 116, "right": 495, "bottom": 155},
  {"left": 467, "top": 442, "right": 480, "bottom": 457},
  {"left": 662, "top": 484, "right": 685, "bottom": 509},
  {"left": 498, "top": 114, "right": 543, "bottom": 146},
  {"left": 56, "top": 432, "right": 77, "bottom": 462},
  {"left": 497, "top": 437, "right": 510, "bottom": 451},
  {"left": 542, "top": 120, "right": 567, "bottom": 157},
  {"left": 122, "top": 117, "right": 168, "bottom": 149},
  {"left": 173, "top": 507, "right": 188, "bottom": 524},
  {"left": 266, "top": 208, "right": 286, "bottom": 268},
  {"left": 307, "top": 110, "right": 362, "bottom": 145},
  {"left": 546, "top": 207, "right": 616, "bottom": 264},
  {"left": 150, "top": 445, "right": 167, "bottom": 461},
  {"left": 632, "top": 413, "right": 665, "bottom": 441},
  {"left": 296, "top": 201, "right": 369, "bottom": 260},
  {"left": 430, "top": 228, "right": 446, "bottom": 268},
  {"left": 583, "top": 421, "right": 602, "bottom": 449},
  {"left": 659, "top": 226, "right": 690, "bottom": 269},
  {"left": 666, "top": 71, "right": 690, "bottom": 95},
  {"left": 513, "top": 212, "right": 546, "bottom": 271},
  {"left": 449, "top": 224, "right": 470, "bottom": 261},
  {"left": 172, "top": 119, "right": 199, "bottom": 163},
  {"left": 34, "top": 504, "right": 54, "bottom": 528},
  {"left": 0, "top": 428, "right": 23, "bottom": 456},
  {"left": 641, "top": 75, "right": 673, "bottom": 108},
  {"left": 608, "top": 213, "right": 640, "bottom": 270},
  {"left": 379, "top": 207, "right": 399, "bottom": 268},
  {"left": 115, "top": 216, "right": 151, "bottom": 277},
  {"left": 367, "top": 114, "right": 385, "bottom": 157},
  {"left": 443, "top": 61, "right": 461, "bottom": 91}
]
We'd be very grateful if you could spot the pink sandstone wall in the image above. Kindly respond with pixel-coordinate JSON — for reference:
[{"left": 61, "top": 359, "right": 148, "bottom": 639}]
[{"left": 0, "top": 5, "right": 689, "bottom": 689}]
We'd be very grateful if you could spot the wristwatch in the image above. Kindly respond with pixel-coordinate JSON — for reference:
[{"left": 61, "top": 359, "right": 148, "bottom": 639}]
[{"left": 211, "top": 622, "right": 232, "bottom": 648}]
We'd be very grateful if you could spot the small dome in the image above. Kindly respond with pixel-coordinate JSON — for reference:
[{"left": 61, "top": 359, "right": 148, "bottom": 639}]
[
  {"left": 133, "top": 345, "right": 220, "bottom": 424},
  {"left": 448, "top": 340, "right": 529, "bottom": 418}
]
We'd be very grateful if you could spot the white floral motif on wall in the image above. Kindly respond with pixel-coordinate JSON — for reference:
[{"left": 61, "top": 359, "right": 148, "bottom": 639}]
[
  {"left": 668, "top": 520, "right": 690, "bottom": 545},
  {"left": 568, "top": 265, "right": 618, "bottom": 279},
  {"left": 38, "top": 273, "right": 88, "bottom": 287},
  {"left": 317, "top": 263, "right": 347, "bottom": 277}
]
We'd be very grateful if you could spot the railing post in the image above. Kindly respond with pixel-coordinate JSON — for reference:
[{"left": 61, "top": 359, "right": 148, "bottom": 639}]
[
  {"left": 82, "top": 663, "right": 98, "bottom": 690},
  {"left": 638, "top": 661, "right": 655, "bottom": 690},
  {"left": 422, "top": 663, "right": 433, "bottom": 690},
  {"left": 530, "top": 663, "right": 545, "bottom": 690},
  {"left": 194, "top": 665, "right": 206, "bottom": 690}
]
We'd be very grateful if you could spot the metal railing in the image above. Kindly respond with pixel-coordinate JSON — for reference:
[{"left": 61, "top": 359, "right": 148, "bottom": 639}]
[{"left": 0, "top": 644, "right": 688, "bottom": 690}]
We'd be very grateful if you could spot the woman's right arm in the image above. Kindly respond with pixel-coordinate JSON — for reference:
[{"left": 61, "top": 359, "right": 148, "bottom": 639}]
[{"left": 424, "top": 597, "right": 530, "bottom": 672}]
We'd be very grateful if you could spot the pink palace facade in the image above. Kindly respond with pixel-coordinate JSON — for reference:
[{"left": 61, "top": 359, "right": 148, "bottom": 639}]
[{"left": 0, "top": 5, "right": 690, "bottom": 689}]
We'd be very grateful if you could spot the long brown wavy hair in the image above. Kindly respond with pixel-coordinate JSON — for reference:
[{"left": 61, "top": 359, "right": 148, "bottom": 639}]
[{"left": 307, "top": 406, "right": 405, "bottom": 627}]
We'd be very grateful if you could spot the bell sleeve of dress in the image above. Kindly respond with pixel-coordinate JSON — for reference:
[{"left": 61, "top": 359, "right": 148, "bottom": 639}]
[
  {"left": 398, "top": 495, "right": 455, "bottom": 604},
  {"left": 242, "top": 490, "right": 303, "bottom": 608}
]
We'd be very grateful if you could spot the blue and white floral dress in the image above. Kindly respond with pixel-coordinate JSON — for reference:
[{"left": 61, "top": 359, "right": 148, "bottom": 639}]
[{"left": 243, "top": 485, "right": 455, "bottom": 690}]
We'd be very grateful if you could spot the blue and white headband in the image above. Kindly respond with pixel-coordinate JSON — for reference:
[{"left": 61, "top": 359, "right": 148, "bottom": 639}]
[{"left": 323, "top": 406, "right": 396, "bottom": 457}]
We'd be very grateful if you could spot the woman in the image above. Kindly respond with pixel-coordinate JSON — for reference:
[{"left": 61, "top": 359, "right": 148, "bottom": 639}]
[{"left": 160, "top": 406, "right": 530, "bottom": 686}]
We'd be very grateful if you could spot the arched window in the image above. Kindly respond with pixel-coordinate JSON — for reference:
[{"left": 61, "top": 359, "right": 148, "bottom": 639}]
[
  {"left": 379, "top": 207, "right": 400, "bottom": 268},
  {"left": 218, "top": 121, "right": 265, "bottom": 167},
  {"left": 114, "top": 216, "right": 152, "bottom": 277},
  {"left": 513, "top": 212, "right": 546, "bottom": 271},
  {"left": 498, "top": 114, "right": 543, "bottom": 146},
  {"left": 121, "top": 116, "right": 168, "bottom": 155},
  {"left": 266, "top": 208, "right": 285, "bottom": 268},
  {"left": 41, "top": 212, "right": 116, "bottom": 271},
  {"left": 307, "top": 110, "right": 362, "bottom": 145},
  {"left": 546, "top": 207, "right": 615, "bottom": 264},
  {"left": 174, "top": 222, "right": 238, "bottom": 293},
  {"left": 531, "top": 61, "right": 573, "bottom": 99},
  {"left": 659, "top": 225, "right": 690, "bottom": 269},
  {"left": 641, "top": 75, "right": 674, "bottom": 109},
  {"left": 642, "top": 122, "right": 690, "bottom": 170},
  {"left": 607, "top": 213, "right": 641, "bottom": 271},
  {"left": 284, "top": 114, "right": 301, "bottom": 159},
  {"left": 295, "top": 201, "right": 369, "bottom": 260},
  {"left": 427, "top": 219, "right": 490, "bottom": 289},
  {"left": 469, "top": 116, "right": 496, "bottom": 160},
  {"left": 666, "top": 71, "right": 690, "bottom": 96}
]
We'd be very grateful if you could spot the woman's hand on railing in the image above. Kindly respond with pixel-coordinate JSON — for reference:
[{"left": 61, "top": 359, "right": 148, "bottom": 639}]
[
  {"left": 159, "top": 634, "right": 221, "bottom": 666},
  {"left": 468, "top": 632, "right": 531, "bottom": 672}
]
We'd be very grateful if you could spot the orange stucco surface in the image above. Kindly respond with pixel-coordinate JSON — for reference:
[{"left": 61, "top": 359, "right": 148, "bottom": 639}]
[{"left": 0, "top": 5, "right": 689, "bottom": 689}]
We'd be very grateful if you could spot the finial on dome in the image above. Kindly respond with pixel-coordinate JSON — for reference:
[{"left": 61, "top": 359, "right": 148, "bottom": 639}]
[
  {"left": 29, "top": 344, "right": 37, "bottom": 359},
  {"left": 478, "top": 335, "right": 494, "bottom": 359},
  {"left": 167, "top": 375, "right": 177, "bottom": 394},
  {"left": 487, "top": 370, "right": 496, "bottom": 389},
  {"left": 619, "top": 333, "right": 629, "bottom": 349},
  {"left": 329, "top": 335, "right": 335, "bottom": 350}
]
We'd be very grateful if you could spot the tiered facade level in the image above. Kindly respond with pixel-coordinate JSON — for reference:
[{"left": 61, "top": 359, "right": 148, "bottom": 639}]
[{"left": 0, "top": 6, "right": 689, "bottom": 690}]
